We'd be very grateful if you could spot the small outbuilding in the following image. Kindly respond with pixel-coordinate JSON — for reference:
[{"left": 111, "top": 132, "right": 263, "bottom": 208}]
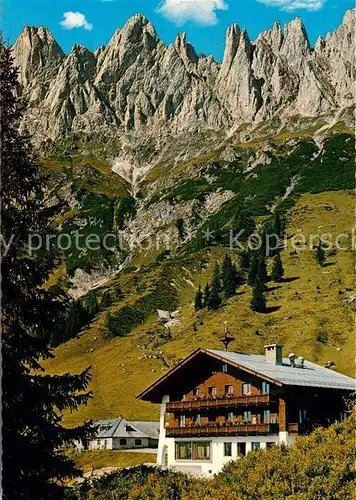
[{"left": 87, "top": 417, "right": 159, "bottom": 451}]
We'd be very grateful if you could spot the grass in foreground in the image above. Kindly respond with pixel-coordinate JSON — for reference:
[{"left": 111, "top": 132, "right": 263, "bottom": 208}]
[{"left": 74, "top": 450, "right": 157, "bottom": 474}]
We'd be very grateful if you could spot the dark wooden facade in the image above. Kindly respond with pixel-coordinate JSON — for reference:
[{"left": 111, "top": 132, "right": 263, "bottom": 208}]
[{"left": 159, "top": 353, "right": 349, "bottom": 438}]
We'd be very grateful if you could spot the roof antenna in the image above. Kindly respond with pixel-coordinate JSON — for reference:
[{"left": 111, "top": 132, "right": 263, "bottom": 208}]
[{"left": 219, "top": 321, "right": 235, "bottom": 351}]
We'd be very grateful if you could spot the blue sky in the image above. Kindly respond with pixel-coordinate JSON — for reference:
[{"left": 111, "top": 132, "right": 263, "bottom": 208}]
[{"left": 3, "top": 0, "right": 354, "bottom": 61}]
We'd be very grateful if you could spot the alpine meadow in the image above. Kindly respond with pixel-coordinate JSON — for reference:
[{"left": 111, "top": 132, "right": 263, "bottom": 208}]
[{"left": 1, "top": 5, "right": 356, "bottom": 499}]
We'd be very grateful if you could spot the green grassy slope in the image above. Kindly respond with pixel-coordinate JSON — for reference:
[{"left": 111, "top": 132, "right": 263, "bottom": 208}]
[{"left": 45, "top": 190, "right": 355, "bottom": 426}]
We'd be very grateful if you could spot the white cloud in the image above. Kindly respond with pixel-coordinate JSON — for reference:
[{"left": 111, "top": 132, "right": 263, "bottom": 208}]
[
  {"left": 156, "top": 0, "right": 228, "bottom": 26},
  {"left": 258, "top": 0, "right": 324, "bottom": 11},
  {"left": 60, "top": 12, "right": 93, "bottom": 31}
]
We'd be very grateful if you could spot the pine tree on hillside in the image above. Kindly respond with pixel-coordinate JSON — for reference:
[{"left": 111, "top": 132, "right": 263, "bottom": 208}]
[
  {"left": 259, "top": 255, "right": 268, "bottom": 284},
  {"left": 203, "top": 283, "right": 211, "bottom": 308},
  {"left": 106, "top": 312, "right": 119, "bottom": 337},
  {"left": 240, "top": 250, "right": 250, "bottom": 273},
  {"left": 194, "top": 285, "right": 203, "bottom": 311},
  {"left": 271, "top": 252, "right": 284, "bottom": 282},
  {"left": 1, "top": 43, "right": 93, "bottom": 499},
  {"left": 316, "top": 242, "right": 326, "bottom": 267},
  {"left": 273, "top": 212, "right": 285, "bottom": 238},
  {"left": 101, "top": 290, "right": 112, "bottom": 310},
  {"left": 115, "top": 282, "right": 123, "bottom": 298},
  {"left": 207, "top": 264, "right": 222, "bottom": 310},
  {"left": 86, "top": 290, "right": 99, "bottom": 317},
  {"left": 251, "top": 276, "right": 267, "bottom": 312},
  {"left": 63, "top": 300, "right": 89, "bottom": 341},
  {"left": 221, "top": 254, "right": 238, "bottom": 299}
]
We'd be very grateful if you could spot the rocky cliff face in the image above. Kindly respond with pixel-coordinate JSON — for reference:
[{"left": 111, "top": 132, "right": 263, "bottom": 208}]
[{"left": 13, "top": 11, "right": 355, "bottom": 143}]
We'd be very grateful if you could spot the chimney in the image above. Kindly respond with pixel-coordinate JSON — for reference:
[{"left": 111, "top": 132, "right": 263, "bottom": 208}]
[{"left": 264, "top": 344, "right": 283, "bottom": 365}]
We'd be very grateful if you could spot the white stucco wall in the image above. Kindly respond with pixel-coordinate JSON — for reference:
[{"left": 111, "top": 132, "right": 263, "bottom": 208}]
[
  {"left": 88, "top": 436, "right": 154, "bottom": 451},
  {"left": 156, "top": 395, "right": 296, "bottom": 476},
  {"left": 88, "top": 438, "right": 113, "bottom": 450}
]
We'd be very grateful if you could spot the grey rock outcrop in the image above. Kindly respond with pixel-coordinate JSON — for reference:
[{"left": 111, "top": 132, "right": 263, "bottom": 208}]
[{"left": 12, "top": 10, "right": 355, "bottom": 143}]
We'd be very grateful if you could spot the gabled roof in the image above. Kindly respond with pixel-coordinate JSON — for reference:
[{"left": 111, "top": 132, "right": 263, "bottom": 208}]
[
  {"left": 137, "top": 348, "right": 355, "bottom": 402},
  {"left": 92, "top": 417, "right": 159, "bottom": 439},
  {"left": 207, "top": 350, "right": 356, "bottom": 391}
]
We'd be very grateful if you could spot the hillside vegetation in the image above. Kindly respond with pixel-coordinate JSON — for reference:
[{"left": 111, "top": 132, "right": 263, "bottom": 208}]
[
  {"left": 44, "top": 187, "right": 355, "bottom": 426},
  {"left": 66, "top": 412, "right": 356, "bottom": 499}
]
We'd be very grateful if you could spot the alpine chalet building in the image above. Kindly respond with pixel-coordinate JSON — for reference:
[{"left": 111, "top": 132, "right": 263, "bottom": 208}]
[{"left": 138, "top": 342, "right": 355, "bottom": 476}]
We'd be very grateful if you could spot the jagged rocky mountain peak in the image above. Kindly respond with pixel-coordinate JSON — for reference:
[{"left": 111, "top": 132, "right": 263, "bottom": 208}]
[{"left": 12, "top": 10, "right": 355, "bottom": 143}]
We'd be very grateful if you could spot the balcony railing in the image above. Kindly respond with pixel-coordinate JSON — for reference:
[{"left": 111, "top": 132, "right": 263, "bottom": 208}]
[
  {"left": 165, "top": 423, "right": 279, "bottom": 437},
  {"left": 166, "top": 394, "right": 274, "bottom": 412}
]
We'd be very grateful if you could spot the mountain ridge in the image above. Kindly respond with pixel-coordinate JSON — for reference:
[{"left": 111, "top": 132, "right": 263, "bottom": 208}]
[{"left": 13, "top": 10, "right": 355, "bottom": 144}]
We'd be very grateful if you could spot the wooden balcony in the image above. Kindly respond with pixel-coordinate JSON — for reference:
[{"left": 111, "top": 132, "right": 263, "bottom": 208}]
[
  {"left": 165, "top": 423, "right": 279, "bottom": 437},
  {"left": 166, "top": 394, "right": 274, "bottom": 412}
]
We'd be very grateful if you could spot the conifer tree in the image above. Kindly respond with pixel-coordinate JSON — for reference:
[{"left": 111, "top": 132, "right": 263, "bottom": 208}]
[
  {"left": 259, "top": 255, "right": 268, "bottom": 284},
  {"left": 207, "top": 264, "right": 222, "bottom": 310},
  {"left": 115, "top": 282, "right": 123, "bottom": 298},
  {"left": 240, "top": 249, "right": 250, "bottom": 272},
  {"left": 273, "top": 212, "right": 285, "bottom": 238},
  {"left": 86, "top": 290, "right": 99, "bottom": 318},
  {"left": 194, "top": 285, "right": 203, "bottom": 311},
  {"left": 316, "top": 242, "right": 326, "bottom": 267},
  {"left": 221, "top": 254, "right": 238, "bottom": 299},
  {"left": 101, "top": 290, "right": 112, "bottom": 310},
  {"left": 1, "top": 43, "right": 93, "bottom": 499},
  {"left": 251, "top": 276, "right": 267, "bottom": 312},
  {"left": 203, "top": 283, "right": 210, "bottom": 308},
  {"left": 248, "top": 252, "right": 260, "bottom": 286},
  {"left": 271, "top": 252, "right": 284, "bottom": 282}
]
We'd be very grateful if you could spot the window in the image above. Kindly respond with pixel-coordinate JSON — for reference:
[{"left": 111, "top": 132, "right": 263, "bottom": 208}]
[
  {"left": 209, "top": 414, "right": 216, "bottom": 423},
  {"left": 252, "top": 442, "right": 260, "bottom": 450},
  {"left": 243, "top": 411, "right": 252, "bottom": 423},
  {"left": 225, "top": 385, "right": 234, "bottom": 395},
  {"left": 119, "top": 438, "right": 127, "bottom": 446},
  {"left": 195, "top": 414, "right": 201, "bottom": 425},
  {"left": 179, "top": 415, "right": 186, "bottom": 427},
  {"left": 175, "top": 442, "right": 211, "bottom": 461},
  {"left": 175, "top": 442, "right": 192, "bottom": 460},
  {"left": 261, "top": 381, "right": 270, "bottom": 394},
  {"left": 227, "top": 412, "right": 234, "bottom": 422},
  {"left": 266, "top": 442, "right": 274, "bottom": 449},
  {"left": 340, "top": 412, "right": 348, "bottom": 421},
  {"left": 237, "top": 443, "right": 246, "bottom": 457},
  {"left": 193, "top": 387, "right": 200, "bottom": 397},
  {"left": 194, "top": 442, "right": 211, "bottom": 460},
  {"left": 224, "top": 442, "right": 232, "bottom": 457},
  {"left": 208, "top": 387, "right": 217, "bottom": 396},
  {"left": 298, "top": 409, "right": 307, "bottom": 424},
  {"left": 263, "top": 410, "right": 270, "bottom": 424},
  {"left": 222, "top": 363, "right": 228, "bottom": 373},
  {"left": 242, "top": 383, "right": 251, "bottom": 395},
  {"left": 135, "top": 439, "right": 142, "bottom": 446}
]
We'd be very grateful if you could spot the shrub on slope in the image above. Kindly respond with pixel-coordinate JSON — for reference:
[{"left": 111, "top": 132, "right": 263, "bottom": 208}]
[{"left": 67, "top": 413, "right": 355, "bottom": 500}]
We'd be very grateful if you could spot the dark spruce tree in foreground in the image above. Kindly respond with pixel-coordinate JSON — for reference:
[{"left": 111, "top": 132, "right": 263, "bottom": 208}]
[
  {"left": 1, "top": 44, "right": 93, "bottom": 499},
  {"left": 271, "top": 252, "right": 284, "bottom": 282}
]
